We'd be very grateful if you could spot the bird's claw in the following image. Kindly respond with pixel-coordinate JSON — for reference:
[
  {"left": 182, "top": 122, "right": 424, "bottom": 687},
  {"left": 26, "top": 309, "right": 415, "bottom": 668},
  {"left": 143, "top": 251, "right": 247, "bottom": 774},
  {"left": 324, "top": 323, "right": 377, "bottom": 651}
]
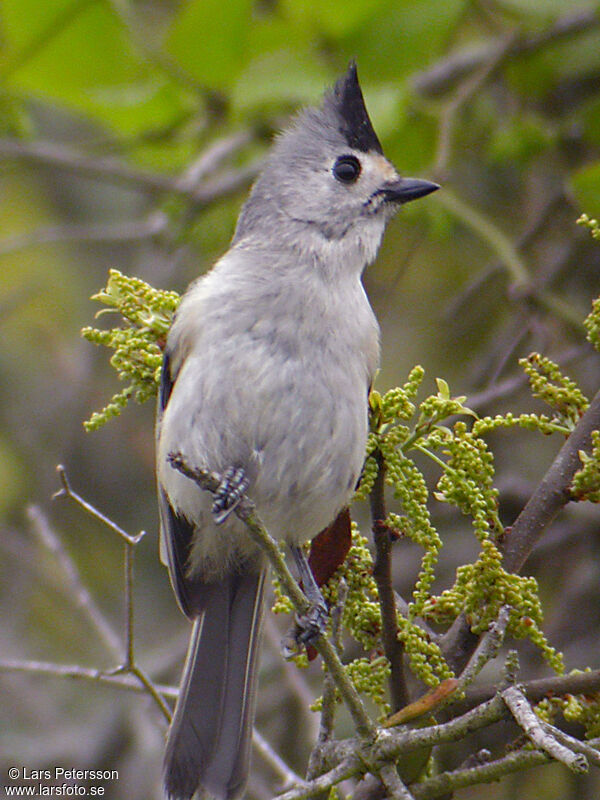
[
  {"left": 280, "top": 599, "right": 328, "bottom": 659},
  {"left": 295, "top": 600, "right": 328, "bottom": 644},
  {"left": 211, "top": 466, "right": 249, "bottom": 523}
]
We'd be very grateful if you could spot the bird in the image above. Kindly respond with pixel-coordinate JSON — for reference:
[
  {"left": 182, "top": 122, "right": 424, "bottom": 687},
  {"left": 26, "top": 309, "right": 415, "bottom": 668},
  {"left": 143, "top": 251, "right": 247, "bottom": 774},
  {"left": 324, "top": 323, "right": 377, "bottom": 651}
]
[{"left": 156, "top": 61, "right": 439, "bottom": 800}]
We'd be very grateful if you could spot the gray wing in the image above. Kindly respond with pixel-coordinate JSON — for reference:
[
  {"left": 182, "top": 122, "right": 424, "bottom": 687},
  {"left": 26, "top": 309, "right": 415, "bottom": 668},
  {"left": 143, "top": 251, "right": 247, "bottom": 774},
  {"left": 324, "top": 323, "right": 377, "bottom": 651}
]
[{"left": 157, "top": 349, "right": 204, "bottom": 618}]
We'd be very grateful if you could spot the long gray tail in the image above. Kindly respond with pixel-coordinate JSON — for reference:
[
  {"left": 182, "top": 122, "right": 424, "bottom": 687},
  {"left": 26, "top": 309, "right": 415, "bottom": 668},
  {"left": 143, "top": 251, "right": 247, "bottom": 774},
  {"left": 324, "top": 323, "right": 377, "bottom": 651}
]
[{"left": 164, "top": 569, "right": 266, "bottom": 800}]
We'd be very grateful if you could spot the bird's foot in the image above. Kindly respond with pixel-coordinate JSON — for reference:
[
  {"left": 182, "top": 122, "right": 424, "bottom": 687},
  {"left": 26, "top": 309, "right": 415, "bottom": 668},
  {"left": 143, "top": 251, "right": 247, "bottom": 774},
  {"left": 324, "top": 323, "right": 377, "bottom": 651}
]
[
  {"left": 281, "top": 543, "right": 329, "bottom": 658},
  {"left": 281, "top": 600, "right": 328, "bottom": 659},
  {"left": 295, "top": 598, "right": 329, "bottom": 644},
  {"left": 211, "top": 466, "right": 249, "bottom": 523}
]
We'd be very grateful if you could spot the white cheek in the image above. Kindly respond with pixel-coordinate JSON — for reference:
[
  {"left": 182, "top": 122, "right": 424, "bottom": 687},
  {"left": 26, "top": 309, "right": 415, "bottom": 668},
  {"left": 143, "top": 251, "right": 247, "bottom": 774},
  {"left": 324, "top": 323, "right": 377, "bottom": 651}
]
[{"left": 357, "top": 216, "right": 386, "bottom": 264}]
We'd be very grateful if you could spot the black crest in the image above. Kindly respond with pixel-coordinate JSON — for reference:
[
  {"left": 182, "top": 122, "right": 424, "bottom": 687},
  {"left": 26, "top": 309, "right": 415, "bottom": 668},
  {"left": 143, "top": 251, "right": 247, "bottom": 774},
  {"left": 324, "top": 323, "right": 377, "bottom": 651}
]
[{"left": 329, "top": 61, "right": 383, "bottom": 154}]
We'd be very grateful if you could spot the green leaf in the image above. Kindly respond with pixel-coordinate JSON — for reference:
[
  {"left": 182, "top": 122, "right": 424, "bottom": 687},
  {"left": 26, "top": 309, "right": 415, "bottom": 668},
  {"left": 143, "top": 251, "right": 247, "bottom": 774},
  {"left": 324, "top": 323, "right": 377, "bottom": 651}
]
[
  {"left": 165, "top": 0, "right": 253, "bottom": 89},
  {"left": 1, "top": 0, "right": 84, "bottom": 55},
  {"left": 230, "top": 51, "right": 330, "bottom": 116},
  {"left": 343, "top": 0, "right": 468, "bottom": 81},
  {"left": 280, "top": 0, "right": 388, "bottom": 38},
  {"left": 436, "top": 378, "right": 450, "bottom": 400},
  {"left": 2, "top": 1, "right": 192, "bottom": 137},
  {"left": 507, "top": 28, "right": 600, "bottom": 99},
  {"left": 4, "top": 2, "right": 140, "bottom": 94},
  {"left": 570, "top": 161, "right": 600, "bottom": 219},
  {"left": 487, "top": 113, "right": 554, "bottom": 165},
  {"left": 384, "top": 111, "right": 438, "bottom": 174},
  {"left": 581, "top": 96, "right": 600, "bottom": 149}
]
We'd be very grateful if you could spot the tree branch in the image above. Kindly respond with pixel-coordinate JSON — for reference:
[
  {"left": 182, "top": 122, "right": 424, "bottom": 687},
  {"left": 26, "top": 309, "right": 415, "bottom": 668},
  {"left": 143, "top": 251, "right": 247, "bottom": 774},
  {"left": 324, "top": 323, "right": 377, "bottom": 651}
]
[
  {"left": 370, "top": 449, "right": 409, "bottom": 711},
  {"left": 307, "top": 581, "right": 347, "bottom": 781},
  {"left": 410, "top": 747, "right": 549, "bottom": 799},
  {"left": 276, "top": 695, "right": 513, "bottom": 799},
  {"left": 167, "top": 452, "right": 376, "bottom": 740},
  {"left": 0, "top": 214, "right": 168, "bottom": 255},
  {"left": 413, "top": 8, "right": 600, "bottom": 96},
  {"left": 454, "top": 668, "right": 600, "bottom": 713},
  {"left": 502, "top": 686, "right": 588, "bottom": 772},
  {"left": 0, "top": 657, "right": 176, "bottom": 699},
  {"left": 442, "top": 388, "right": 600, "bottom": 671},
  {"left": 434, "top": 31, "right": 518, "bottom": 176},
  {"left": 0, "top": 138, "right": 259, "bottom": 205},
  {"left": 51, "top": 465, "right": 172, "bottom": 721},
  {"left": 377, "top": 763, "right": 415, "bottom": 800},
  {"left": 456, "top": 606, "right": 510, "bottom": 691},
  {"left": 253, "top": 729, "right": 305, "bottom": 791},
  {"left": 502, "top": 387, "right": 600, "bottom": 572},
  {"left": 26, "top": 504, "right": 123, "bottom": 661}
]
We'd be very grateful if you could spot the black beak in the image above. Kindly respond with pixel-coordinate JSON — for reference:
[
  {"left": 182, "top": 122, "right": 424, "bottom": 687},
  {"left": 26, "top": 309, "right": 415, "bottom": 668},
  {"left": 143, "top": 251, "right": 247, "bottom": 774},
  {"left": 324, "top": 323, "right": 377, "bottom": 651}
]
[{"left": 378, "top": 177, "right": 440, "bottom": 204}]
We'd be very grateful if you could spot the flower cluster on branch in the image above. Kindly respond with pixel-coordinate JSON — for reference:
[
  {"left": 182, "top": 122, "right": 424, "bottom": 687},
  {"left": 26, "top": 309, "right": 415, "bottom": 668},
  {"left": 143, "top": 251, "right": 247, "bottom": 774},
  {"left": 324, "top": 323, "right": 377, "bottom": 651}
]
[{"left": 77, "top": 258, "right": 600, "bottom": 796}]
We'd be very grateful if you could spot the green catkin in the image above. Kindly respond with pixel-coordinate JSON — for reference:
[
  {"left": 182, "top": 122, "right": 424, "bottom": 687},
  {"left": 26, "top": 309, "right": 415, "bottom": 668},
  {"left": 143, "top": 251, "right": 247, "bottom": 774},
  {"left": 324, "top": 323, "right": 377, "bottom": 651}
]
[{"left": 85, "top": 268, "right": 600, "bottom": 707}]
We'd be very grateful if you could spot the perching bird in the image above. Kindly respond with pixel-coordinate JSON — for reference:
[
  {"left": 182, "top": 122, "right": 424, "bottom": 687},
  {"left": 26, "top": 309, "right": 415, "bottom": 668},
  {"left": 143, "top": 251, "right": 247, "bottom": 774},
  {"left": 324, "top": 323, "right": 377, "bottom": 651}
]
[{"left": 156, "top": 62, "right": 438, "bottom": 800}]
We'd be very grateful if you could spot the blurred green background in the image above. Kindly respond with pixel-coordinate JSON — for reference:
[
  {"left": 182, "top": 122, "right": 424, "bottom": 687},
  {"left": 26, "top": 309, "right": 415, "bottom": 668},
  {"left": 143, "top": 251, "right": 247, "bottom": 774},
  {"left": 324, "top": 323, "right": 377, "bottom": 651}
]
[{"left": 1, "top": 1, "right": 600, "bottom": 798}]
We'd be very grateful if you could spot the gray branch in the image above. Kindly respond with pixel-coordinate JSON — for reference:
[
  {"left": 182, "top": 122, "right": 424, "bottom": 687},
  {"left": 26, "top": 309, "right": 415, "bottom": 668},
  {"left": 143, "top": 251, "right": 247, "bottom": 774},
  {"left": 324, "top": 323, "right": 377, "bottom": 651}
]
[
  {"left": 502, "top": 686, "right": 589, "bottom": 773},
  {"left": 167, "top": 452, "right": 376, "bottom": 740},
  {"left": 413, "top": 8, "right": 600, "bottom": 96},
  {"left": 0, "top": 137, "right": 259, "bottom": 205},
  {"left": 442, "top": 388, "right": 600, "bottom": 671},
  {"left": 26, "top": 504, "right": 123, "bottom": 661}
]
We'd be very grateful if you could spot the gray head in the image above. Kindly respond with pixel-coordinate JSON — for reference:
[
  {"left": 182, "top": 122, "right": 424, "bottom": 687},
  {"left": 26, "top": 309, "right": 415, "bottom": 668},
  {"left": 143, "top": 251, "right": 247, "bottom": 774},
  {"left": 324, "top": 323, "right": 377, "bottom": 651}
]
[{"left": 233, "top": 63, "right": 438, "bottom": 266}]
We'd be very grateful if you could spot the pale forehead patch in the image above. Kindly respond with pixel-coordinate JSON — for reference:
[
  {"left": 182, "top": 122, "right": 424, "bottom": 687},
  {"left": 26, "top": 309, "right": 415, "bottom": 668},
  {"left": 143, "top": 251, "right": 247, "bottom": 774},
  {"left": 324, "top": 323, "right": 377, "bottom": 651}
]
[
  {"left": 370, "top": 152, "right": 399, "bottom": 179},
  {"left": 364, "top": 152, "right": 399, "bottom": 181}
]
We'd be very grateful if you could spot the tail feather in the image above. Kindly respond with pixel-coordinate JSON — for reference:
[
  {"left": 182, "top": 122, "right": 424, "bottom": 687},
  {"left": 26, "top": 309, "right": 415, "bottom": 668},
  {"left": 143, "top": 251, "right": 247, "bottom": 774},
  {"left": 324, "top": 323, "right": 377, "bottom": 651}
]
[{"left": 164, "top": 570, "right": 265, "bottom": 800}]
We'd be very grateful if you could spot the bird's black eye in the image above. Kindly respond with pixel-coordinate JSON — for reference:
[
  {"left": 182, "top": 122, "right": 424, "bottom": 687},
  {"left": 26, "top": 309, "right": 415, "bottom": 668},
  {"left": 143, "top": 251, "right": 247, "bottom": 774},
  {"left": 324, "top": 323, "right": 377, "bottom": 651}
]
[{"left": 332, "top": 155, "right": 361, "bottom": 184}]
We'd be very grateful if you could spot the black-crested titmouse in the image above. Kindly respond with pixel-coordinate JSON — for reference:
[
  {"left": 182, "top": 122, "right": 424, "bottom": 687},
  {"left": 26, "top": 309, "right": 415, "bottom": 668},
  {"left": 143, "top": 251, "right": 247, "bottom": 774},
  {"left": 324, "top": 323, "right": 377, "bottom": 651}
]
[{"left": 156, "top": 63, "right": 438, "bottom": 800}]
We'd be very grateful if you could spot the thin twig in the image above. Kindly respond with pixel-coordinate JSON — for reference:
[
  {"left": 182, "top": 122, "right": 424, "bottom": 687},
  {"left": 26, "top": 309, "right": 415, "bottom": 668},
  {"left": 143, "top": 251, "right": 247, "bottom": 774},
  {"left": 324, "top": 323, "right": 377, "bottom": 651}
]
[
  {"left": 434, "top": 31, "right": 518, "bottom": 175},
  {"left": 52, "top": 465, "right": 172, "bottom": 721},
  {"left": 410, "top": 747, "right": 550, "bottom": 799},
  {"left": 454, "top": 667, "right": 600, "bottom": 713},
  {"left": 436, "top": 190, "right": 588, "bottom": 332},
  {"left": 413, "top": 8, "right": 600, "bottom": 96},
  {"left": 377, "top": 763, "right": 415, "bottom": 800},
  {"left": 277, "top": 695, "right": 510, "bottom": 800},
  {"left": 376, "top": 694, "right": 507, "bottom": 760},
  {"left": 0, "top": 138, "right": 259, "bottom": 205},
  {"left": 444, "top": 189, "right": 564, "bottom": 322},
  {"left": 0, "top": 214, "right": 168, "bottom": 256},
  {"left": 0, "top": 657, "right": 177, "bottom": 699},
  {"left": 307, "top": 580, "right": 348, "bottom": 781},
  {"left": 167, "top": 452, "right": 376, "bottom": 740},
  {"left": 53, "top": 465, "right": 145, "bottom": 546},
  {"left": 0, "top": 656, "right": 310, "bottom": 773},
  {"left": 437, "top": 189, "right": 530, "bottom": 288},
  {"left": 177, "top": 130, "right": 253, "bottom": 191},
  {"left": 253, "top": 729, "right": 305, "bottom": 790},
  {"left": 502, "top": 387, "right": 600, "bottom": 573},
  {"left": 370, "top": 449, "right": 408, "bottom": 711},
  {"left": 457, "top": 605, "right": 511, "bottom": 691},
  {"left": 502, "top": 686, "right": 588, "bottom": 773},
  {"left": 276, "top": 677, "right": 600, "bottom": 800},
  {"left": 538, "top": 721, "right": 600, "bottom": 768},
  {"left": 122, "top": 544, "right": 134, "bottom": 668},
  {"left": 442, "top": 388, "right": 600, "bottom": 671},
  {"left": 26, "top": 504, "right": 122, "bottom": 661},
  {"left": 275, "top": 759, "right": 361, "bottom": 800},
  {"left": 124, "top": 663, "right": 173, "bottom": 722},
  {"left": 465, "top": 345, "right": 587, "bottom": 412}
]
